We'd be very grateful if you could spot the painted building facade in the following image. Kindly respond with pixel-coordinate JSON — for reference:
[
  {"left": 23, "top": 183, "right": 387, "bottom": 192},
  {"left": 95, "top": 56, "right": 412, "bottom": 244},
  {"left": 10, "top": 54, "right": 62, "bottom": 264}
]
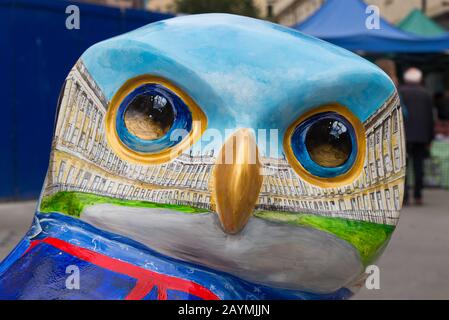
[{"left": 45, "top": 60, "right": 405, "bottom": 225}]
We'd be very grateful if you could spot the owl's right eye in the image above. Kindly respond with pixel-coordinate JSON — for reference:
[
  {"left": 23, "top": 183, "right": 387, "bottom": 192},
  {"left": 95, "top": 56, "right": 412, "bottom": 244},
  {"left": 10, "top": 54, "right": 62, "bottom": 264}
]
[
  {"left": 305, "top": 116, "right": 353, "bottom": 168},
  {"left": 283, "top": 104, "right": 366, "bottom": 187},
  {"left": 290, "top": 112, "right": 357, "bottom": 179}
]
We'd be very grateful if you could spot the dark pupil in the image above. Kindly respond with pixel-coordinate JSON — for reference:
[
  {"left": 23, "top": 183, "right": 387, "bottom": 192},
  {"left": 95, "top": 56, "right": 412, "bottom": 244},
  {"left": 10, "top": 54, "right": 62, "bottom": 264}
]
[
  {"left": 305, "top": 119, "right": 352, "bottom": 168},
  {"left": 124, "top": 93, "right": 174, "bottom": 140}
]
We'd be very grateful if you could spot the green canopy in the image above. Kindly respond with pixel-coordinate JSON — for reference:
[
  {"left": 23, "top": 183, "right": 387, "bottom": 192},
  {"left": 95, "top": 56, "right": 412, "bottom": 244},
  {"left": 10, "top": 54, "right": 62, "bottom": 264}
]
[{"left": 398, "top": 8, "right": 446, "bottom": 37}]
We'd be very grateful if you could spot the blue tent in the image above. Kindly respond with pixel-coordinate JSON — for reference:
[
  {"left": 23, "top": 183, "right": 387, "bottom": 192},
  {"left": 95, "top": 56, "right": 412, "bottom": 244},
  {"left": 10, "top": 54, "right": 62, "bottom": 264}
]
[{"left": 293, "top": 0, "right": 449, "bottom": 53}]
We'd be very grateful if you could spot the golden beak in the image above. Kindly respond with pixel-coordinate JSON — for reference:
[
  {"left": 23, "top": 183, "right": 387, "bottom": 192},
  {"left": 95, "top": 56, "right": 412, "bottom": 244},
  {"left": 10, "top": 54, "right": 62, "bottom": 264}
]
[{"left": 211, "top": 128, "right": 263, "bottom": 234}]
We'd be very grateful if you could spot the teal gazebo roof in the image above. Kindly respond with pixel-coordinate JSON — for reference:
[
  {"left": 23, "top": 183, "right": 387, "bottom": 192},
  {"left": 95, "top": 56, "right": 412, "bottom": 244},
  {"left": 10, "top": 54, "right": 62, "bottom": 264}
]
[{"left": 398, "top": 9, "right": 446, "bottom": 37}]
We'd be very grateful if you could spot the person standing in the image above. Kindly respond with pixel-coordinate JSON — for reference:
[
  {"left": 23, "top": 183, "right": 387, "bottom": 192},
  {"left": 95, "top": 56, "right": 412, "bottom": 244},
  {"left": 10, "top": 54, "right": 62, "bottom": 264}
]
[{"left": 400, "top": 68, "right": 435, "bottom": 206}]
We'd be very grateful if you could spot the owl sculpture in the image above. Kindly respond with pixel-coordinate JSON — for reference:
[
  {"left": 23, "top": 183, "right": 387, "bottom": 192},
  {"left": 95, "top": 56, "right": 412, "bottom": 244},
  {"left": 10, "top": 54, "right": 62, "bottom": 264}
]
[{"left": 0, "top": 14, "right": 405, "bottom": 300}]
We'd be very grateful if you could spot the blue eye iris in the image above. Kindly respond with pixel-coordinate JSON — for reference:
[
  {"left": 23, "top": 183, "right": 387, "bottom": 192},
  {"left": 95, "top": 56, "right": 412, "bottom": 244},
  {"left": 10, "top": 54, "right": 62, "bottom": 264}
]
[
  {"left": 291, "top": 112, "right": 357, "bottom": 178},
  {"left": 116, "top": 84, "right": 192, "bottom": 153}
]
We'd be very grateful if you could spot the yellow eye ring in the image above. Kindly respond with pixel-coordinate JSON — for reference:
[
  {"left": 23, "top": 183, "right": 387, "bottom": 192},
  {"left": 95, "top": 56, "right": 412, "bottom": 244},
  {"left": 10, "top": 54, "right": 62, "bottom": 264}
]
[
  {"left": 283, "top": 104, "right": 366, "bottom": 188},
  {"left": 105, "top": 75, "right": 207, "bottom": 165}
]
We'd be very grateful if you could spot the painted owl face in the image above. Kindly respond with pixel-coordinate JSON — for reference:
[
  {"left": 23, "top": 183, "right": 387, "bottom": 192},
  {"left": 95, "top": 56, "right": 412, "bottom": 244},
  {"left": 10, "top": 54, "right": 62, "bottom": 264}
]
[{"left": 30, "top": 14, "right": 404, "bottom": 299}]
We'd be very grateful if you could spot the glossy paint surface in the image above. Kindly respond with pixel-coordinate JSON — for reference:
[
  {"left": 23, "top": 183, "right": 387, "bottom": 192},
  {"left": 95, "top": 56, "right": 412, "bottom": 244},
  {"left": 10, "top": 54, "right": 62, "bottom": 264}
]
[
  {"left": 0, "top": 14, "right": 405, "bottom": 300},
  {"left": 82, "top": 14, "right": 395, "bottom": 154}
]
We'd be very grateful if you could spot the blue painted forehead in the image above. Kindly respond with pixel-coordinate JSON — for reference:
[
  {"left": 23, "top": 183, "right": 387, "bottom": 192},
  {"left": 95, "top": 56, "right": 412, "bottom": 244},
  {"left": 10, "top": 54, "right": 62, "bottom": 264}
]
[{"left": 82, "top": 13, "right": 395, "bottom": 132}]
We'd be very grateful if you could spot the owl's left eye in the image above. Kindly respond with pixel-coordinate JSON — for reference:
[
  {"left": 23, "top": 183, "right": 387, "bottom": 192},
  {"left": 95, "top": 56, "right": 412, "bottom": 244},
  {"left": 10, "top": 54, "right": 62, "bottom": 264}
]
[
  {"left": 106, "top": 77, "right": 207, "bottom": 164},
  {"left": 124, "top": 90, "right": 175, "bottom": 141},
  {"left": 116, "top": 84, "right": 192, "bottom": 153}
]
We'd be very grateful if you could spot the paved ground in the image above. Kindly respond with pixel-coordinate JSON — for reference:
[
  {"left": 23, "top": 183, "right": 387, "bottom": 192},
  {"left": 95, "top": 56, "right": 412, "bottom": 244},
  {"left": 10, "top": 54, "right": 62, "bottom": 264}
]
[
  {"left": 0, "top": 190, "right": 448, "bottom": 299},
  {"left": 0, "top": 201, "right": 35, "bottom": 260},
  {"left": 354, "top": 189, "right": 449, "bottom": 300}
]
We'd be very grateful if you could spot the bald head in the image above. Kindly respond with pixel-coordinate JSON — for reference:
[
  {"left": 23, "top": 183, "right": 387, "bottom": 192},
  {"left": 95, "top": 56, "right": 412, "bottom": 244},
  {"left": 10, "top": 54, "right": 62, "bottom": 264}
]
[{"left": 404, "top": 67, "right": 423, "bottom": 84}]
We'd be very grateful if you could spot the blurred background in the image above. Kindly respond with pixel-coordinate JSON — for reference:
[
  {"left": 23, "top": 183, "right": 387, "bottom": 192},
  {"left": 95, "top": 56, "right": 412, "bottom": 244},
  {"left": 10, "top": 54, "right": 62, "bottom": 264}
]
[{"left": 1, "top": 0, "right": 449, "bottom": 299}]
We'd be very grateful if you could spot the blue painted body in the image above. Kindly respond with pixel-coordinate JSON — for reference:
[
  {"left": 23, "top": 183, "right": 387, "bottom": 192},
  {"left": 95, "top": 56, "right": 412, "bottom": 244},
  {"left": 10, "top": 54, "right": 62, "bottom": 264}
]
[{"left": 0, "top": 213, "right": 352, "bottom": 300}]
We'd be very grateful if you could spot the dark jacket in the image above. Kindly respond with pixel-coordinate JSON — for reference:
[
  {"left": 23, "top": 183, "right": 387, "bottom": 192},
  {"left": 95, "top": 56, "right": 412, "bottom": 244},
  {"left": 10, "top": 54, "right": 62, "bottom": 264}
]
[{"left": 399, "top": 84, "right": 435, "bottom": 144}]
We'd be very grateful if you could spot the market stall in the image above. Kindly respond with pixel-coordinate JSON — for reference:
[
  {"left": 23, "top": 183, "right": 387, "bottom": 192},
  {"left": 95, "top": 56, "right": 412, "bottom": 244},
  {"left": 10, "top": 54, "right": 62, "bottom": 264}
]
[{"left": 293, "top": 0, "right": 449, "bottom": 189}]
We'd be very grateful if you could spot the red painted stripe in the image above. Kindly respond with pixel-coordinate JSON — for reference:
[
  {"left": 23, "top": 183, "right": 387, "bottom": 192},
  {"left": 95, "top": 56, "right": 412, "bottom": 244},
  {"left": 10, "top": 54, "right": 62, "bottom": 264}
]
[
  {"left": 157, "top": 286, "right": 167, "bottom": 300},
  {"left": 26, "top": 237, "right": 220, "bottom": 300},
  {"left": 22, "top": 241, "right": 40, "bottom": 256},
  {"left": 126, "top": 280, "right": 155, "bottom": 300}
]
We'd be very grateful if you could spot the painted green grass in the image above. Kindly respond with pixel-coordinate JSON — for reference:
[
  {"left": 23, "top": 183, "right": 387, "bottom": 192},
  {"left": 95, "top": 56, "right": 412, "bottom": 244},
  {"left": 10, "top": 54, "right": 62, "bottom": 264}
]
[
  {"left": 40, "top": 191, "right": 208, "bottom": 218},
  {"left": 41, "top": 192, "right": 393, "bottom": 266},
  {"left": 255, "top": 211, "right": 395, "bottom": 266}
]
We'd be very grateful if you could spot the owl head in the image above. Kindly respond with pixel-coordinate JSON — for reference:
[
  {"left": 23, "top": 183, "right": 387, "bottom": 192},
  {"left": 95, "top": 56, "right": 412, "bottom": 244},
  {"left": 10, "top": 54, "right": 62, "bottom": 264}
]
[{"left": 37, "top": 14, "right": 405, "bottom": 298}]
